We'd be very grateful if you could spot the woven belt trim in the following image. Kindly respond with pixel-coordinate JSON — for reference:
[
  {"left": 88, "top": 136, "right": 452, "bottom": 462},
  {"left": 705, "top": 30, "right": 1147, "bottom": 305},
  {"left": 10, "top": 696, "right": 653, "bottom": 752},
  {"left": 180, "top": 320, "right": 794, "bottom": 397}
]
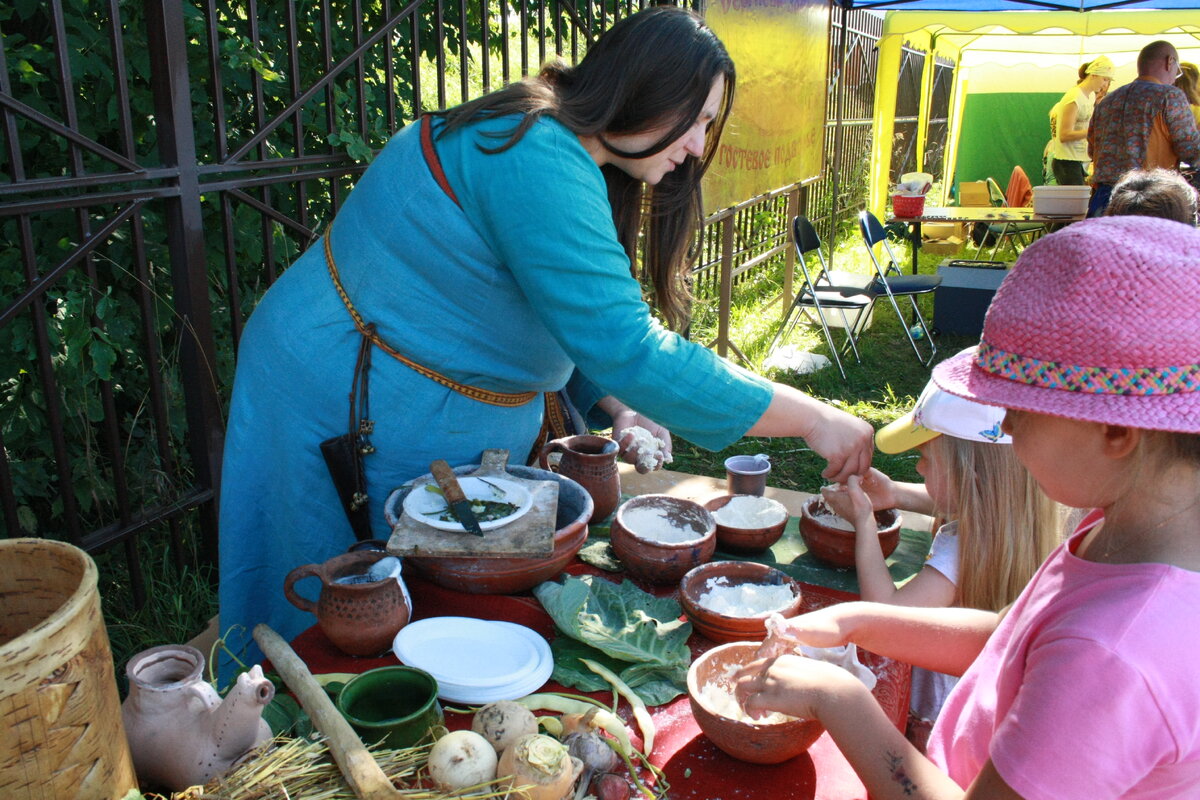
[
  {"left": 976, "top": 341, "right": 1200, "bottom": 396},
  {"left": 324, "top": 232, "right": 537, "bottom": 407}
]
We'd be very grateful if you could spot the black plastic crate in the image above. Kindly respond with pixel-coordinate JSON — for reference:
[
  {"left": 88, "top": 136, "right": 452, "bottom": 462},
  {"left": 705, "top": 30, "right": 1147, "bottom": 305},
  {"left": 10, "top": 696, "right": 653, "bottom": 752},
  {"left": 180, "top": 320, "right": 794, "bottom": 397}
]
[{"left": 933, "top": 260, "right": 1009, "bottom": 337}]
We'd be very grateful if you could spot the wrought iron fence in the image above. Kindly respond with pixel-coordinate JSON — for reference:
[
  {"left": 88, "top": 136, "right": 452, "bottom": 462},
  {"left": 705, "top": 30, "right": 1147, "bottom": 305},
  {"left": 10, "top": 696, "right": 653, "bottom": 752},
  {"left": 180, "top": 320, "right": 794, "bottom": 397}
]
[
  {"left": 0, "top": 0, "right": 909, "bottom": 610},
  {"left": 889, "top": 47, "right": 954, "bottom": 183}
]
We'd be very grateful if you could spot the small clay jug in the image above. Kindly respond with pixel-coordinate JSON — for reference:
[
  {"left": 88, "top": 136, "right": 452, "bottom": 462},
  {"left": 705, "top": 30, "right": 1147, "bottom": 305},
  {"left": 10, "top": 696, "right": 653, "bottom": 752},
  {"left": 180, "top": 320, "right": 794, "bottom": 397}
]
[
  {"left": 284, "top": 550, "right": 410, "bottom": 656},
  {"left": 539, "top": 433, "right": 621, "bottom": 522}
]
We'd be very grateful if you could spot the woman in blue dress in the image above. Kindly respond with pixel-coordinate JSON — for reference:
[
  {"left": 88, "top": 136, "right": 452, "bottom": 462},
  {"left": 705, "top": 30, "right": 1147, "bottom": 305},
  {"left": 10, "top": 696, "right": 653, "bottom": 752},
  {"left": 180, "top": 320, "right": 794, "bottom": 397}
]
[{"left": 218, "top": 6, "right": 874, "bottom": 673}]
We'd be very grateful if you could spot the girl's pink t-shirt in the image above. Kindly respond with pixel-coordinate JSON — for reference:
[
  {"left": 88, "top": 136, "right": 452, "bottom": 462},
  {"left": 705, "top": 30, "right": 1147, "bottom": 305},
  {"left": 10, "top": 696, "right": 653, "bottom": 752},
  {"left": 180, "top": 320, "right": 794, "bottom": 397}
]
[{"left": 927, "top": 510, "right": 1200, "bottom": 798}]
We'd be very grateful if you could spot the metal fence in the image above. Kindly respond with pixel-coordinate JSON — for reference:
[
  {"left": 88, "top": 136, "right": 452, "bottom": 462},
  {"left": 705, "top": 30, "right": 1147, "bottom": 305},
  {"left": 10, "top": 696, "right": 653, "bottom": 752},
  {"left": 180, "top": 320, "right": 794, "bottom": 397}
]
[{"left": 0, "top": 0, "right": 929, "bottom": 609}]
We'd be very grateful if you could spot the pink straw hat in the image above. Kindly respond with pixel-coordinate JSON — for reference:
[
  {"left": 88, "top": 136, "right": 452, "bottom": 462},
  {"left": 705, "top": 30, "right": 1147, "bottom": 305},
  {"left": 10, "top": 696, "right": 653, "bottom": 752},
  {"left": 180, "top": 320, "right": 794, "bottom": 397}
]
[{"left": 933, "top": 216, "right": 1200, "bottom": 433}]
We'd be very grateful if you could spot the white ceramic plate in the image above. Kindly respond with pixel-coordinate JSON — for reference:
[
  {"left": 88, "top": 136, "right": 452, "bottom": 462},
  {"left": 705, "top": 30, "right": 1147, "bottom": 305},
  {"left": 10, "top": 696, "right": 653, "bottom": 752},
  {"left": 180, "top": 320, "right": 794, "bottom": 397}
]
[
  {"left": 400, "top": 476, "right": 532, "bottom": 532},
  {"left": 392, "top": 617, "right": 542, "bottom": 689},
  {"left": 433, "top": 622, "right": 554, "bottom": 705}
]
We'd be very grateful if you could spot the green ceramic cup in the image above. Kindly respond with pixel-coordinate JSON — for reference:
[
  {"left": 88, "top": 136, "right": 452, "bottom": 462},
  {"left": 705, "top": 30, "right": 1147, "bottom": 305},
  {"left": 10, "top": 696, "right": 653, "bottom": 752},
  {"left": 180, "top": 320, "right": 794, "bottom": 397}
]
[{"left": 335, "top": 665, "right": 444, "bottom": 749}]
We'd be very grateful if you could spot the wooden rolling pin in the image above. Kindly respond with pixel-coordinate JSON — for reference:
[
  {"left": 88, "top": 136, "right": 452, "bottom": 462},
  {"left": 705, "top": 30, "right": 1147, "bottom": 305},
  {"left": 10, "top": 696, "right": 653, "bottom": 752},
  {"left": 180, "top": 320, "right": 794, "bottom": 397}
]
[{"left": 253, "top": 624, "right": 403, "bottom": 800}]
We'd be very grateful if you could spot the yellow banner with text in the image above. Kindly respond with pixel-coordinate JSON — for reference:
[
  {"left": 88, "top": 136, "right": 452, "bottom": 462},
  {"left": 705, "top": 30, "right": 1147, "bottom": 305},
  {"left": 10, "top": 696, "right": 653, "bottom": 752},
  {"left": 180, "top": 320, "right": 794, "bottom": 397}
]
[{"left": 704, "top": 0, "right": 830, "bottom": 214}]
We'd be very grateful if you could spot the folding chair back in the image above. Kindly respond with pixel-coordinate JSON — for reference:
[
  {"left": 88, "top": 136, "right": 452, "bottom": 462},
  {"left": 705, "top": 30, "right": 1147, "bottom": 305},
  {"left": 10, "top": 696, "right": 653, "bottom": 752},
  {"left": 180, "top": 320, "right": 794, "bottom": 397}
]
[
  {"left": 973, "top": 174, "right": 1046, "bottom": 260},
  {"left": 857, "top": 210, "right": 940, "bottom": 367},
  {"left": 764, "top": 215, "right": 875, "bottom": 380},
  {"left": 986, "top": 176, "right": 1007, "bottom": 207}
]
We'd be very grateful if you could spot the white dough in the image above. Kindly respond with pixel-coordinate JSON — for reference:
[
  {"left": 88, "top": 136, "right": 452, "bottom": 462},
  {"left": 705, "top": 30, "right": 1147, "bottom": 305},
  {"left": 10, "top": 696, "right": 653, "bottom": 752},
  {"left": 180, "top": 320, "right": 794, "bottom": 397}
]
[
  {"left": 624, "top": 425, "right": 672, "bottom": 472},
  {"left": 712, "top": 495, "right": 787, "bottom": 528}
]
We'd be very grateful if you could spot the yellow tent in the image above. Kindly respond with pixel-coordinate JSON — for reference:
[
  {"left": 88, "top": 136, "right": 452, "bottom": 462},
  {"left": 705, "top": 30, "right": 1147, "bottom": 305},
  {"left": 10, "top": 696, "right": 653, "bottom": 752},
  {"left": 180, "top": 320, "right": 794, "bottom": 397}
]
[{"left": 868, "top": 10, "right": 1200, "bottom": 212}]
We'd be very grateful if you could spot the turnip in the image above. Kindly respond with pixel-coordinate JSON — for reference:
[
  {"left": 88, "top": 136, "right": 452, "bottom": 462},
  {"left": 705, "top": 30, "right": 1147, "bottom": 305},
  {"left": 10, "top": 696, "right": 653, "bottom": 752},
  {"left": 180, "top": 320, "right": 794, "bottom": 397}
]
[
  {"left": 427, "top": 729, "right": 498, "bottom": 791},
  {"left": 497, "top": 733, "right": 582, "bottom": 800},
  {"left": 471, "top": 699, "right": 539, "bottom": 755}
]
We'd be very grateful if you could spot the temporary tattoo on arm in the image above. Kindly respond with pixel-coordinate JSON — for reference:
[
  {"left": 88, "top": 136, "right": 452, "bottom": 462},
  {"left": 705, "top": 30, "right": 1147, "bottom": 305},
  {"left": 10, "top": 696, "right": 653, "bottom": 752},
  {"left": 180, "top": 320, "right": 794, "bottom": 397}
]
[{"left": 886, "top": 751, "right": 918, "bottom": 796}]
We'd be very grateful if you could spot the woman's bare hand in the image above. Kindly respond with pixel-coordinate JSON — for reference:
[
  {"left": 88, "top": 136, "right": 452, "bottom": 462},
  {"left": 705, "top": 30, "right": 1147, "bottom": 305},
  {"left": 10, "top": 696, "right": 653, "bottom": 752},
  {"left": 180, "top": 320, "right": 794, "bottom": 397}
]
[
  {"left": 610, "top": 408, "right": 673, "bottom": 473},
  {"left": 804, "top": 403, "right": 874, "bottom": 483}
]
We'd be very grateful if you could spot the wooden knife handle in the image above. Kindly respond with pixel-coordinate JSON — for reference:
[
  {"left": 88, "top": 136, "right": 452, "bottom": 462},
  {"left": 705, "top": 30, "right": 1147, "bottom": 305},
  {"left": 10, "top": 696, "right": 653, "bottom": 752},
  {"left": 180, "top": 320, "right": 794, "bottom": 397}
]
[{"left": 430, "top": 459, "right": 468, "bottom": 505}]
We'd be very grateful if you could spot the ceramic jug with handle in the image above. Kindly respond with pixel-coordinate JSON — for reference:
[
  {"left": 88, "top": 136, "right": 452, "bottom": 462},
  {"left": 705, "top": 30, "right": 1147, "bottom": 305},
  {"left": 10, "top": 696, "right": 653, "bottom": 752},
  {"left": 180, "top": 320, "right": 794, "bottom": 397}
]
[
  {"left": 121, "top": 644, "right": 274, "bottom": 791},
  {"left": 539, "top": 433, "right": 621, "bottom": 522},
  {"left": 283, "top": 549, "right": 410, "bottom": 656}
]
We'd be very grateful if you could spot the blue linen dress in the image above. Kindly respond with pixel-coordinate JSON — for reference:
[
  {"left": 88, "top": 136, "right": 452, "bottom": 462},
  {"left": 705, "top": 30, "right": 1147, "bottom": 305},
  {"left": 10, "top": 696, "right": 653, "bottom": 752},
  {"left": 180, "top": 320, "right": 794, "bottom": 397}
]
[{"left": 217, "top": 114, "right": 773, "bottom": 676}]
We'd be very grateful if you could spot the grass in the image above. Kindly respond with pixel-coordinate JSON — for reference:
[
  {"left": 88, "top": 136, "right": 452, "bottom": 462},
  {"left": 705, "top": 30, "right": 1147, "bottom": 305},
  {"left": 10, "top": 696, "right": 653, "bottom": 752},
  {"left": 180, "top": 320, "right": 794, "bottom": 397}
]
[
  {"left": 672, "top": 235, "right": 980, "bottom": 491},
  {"left": 98, "top": 537, "right": 219, "bottom": 693}
]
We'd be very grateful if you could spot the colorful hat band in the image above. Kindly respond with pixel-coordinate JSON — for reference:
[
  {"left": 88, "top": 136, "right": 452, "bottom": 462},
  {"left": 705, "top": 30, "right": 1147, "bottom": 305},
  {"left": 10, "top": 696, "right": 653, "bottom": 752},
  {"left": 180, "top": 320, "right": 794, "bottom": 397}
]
[{"left": 975, "top": 341, "right": 1200, "bottom": 396}]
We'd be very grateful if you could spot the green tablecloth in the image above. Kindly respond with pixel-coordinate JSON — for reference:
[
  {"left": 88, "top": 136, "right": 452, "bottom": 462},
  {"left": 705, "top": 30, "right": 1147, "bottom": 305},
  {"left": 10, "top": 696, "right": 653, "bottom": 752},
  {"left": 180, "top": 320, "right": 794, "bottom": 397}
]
[{"left": 590, "top": 508, "right": 933, "bottom": 596}]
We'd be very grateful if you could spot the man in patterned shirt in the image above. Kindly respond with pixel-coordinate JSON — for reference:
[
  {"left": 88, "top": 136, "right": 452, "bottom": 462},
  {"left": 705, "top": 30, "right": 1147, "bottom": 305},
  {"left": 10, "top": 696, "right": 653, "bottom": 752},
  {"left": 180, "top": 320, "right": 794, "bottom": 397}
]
[{"left": 1087, "top": 40, "right": 1200, "bottom": 216}]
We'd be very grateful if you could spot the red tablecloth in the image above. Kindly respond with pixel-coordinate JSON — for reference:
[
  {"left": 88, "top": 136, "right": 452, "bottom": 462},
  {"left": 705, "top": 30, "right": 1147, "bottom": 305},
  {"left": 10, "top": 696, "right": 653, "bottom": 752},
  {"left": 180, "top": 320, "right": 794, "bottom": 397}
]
[{"left": 289, "top": 570, "right": 910, "bottom": 800}]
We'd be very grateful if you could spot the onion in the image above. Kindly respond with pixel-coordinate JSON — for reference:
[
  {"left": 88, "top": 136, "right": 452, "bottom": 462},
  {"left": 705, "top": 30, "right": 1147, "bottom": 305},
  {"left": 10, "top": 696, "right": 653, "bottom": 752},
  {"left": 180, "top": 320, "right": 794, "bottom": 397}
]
[
  {"left": 471, "top": 699, "right": 539, "bottom": 755},
  {"left": 497, "top": 733, "right": 581, "bottom": 800},
  {"left": 564, "top": 731, "right": 619, "bottom": 800},
  {"left": 595, "top": 772, "right": 632, "bottom": 800},
  {"left": 427, "top": 729, "right": 498, "bottom": 791}
]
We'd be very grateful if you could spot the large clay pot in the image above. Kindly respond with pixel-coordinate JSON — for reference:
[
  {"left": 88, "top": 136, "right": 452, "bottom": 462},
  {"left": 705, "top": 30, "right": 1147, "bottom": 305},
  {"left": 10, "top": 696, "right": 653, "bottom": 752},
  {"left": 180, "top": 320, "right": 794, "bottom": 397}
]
[
  {"left": 121, "top": 644, "right": 274, "bottom": 791},
  {"left": 284, "top": 550, "right": 410, "bottom": 656},
  {"left": 401, "top": 465, "right": 594, "bottom": 594},
  {"left": 539, "top": 434, "right": 621, "bottom": 522},
  {"left": 688, "top": 642, "right": 824, "bottom": 764}
]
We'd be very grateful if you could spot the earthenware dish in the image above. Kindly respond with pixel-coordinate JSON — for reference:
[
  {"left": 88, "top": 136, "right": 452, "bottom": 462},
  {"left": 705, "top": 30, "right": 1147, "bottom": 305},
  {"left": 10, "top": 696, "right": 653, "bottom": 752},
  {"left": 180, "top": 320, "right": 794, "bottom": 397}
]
[
  {"left": 610, "top": 494, "right": 716, "bottom": 585},
  {"left": 798, "top": 497, "right": 901, "bottom": 568},
  {"left": 687, "top": 641, "right": 824, "bottom": 764},
  {"left": 679, "top": 561, "right": 803, "bottom": 643},
  {"left": 389, "top": 465, "right": 593, "bottom": 594},
  {"left": 703, "top": 494, "right": 790, "bottom": 553}
]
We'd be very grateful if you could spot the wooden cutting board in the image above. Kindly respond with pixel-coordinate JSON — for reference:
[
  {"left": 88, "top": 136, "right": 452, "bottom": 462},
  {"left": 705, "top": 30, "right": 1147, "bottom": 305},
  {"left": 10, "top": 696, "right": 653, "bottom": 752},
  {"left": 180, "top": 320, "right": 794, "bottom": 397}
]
[{"left": 386, "top": 449, "right": 558, "bottom": 558}]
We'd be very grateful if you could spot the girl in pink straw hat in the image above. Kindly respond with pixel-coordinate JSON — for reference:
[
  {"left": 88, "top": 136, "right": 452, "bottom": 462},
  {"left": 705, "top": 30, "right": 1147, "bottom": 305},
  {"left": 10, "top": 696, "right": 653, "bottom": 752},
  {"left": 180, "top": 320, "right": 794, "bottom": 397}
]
[{"left": 735, "top": 215, "right": 1200, "bottom": 799}]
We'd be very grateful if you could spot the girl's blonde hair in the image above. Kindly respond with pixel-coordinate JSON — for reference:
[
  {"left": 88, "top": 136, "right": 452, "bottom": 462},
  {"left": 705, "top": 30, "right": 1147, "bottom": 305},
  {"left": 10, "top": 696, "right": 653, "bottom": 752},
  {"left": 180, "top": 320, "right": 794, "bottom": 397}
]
[{"left": 927, "top": 436, "right": 1063, "bottom": 612}]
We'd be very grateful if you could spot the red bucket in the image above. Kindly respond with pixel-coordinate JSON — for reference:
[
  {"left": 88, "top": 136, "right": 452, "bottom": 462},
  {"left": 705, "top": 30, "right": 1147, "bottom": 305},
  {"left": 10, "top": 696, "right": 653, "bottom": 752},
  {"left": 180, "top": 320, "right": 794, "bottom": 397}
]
[{"left": 892, "top": 193, "right": 926, "bottom": 218}]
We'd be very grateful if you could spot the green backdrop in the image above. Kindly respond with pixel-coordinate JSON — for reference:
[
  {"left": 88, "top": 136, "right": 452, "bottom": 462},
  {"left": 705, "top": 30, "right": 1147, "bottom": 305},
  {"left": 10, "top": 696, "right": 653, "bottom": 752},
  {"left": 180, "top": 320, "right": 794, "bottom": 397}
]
[{"left": 954, "top": 92, "right": 1061, "bottom": 199}]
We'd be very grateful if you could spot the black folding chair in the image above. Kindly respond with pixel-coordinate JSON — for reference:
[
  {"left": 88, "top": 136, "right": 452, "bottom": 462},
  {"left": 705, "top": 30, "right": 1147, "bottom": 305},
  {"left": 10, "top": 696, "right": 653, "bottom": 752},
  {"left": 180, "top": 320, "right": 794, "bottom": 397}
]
[
  {"left": 858, "top": 210, "right": 941, "bottom": 367},
  {"left": 766, "top": 215, "right": 876, "bottom": 380}
]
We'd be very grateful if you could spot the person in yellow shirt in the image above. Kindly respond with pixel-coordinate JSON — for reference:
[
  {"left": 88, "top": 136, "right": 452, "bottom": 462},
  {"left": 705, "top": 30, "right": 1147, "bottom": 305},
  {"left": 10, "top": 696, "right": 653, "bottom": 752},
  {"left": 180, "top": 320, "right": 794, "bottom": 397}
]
[{"left": 1175, "top": 62, "right": 1200, "bottom": 125}]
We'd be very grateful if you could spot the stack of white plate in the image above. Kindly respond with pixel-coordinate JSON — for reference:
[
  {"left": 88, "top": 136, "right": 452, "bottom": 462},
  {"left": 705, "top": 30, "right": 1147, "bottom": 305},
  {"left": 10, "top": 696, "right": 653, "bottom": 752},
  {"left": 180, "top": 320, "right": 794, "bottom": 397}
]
[{"left": 392, "top": 617, "right": 553, "bottom": 705}]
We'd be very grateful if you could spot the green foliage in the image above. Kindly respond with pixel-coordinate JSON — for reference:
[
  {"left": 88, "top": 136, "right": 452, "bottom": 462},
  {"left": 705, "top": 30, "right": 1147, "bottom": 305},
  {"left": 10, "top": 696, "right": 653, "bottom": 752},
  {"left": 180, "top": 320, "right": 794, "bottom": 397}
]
[
  {"left": 0, "top": 0, "right": 611, "bottom": 542},
  {"left": 100, "top": 536, "right": 219, "bottom": 694}
]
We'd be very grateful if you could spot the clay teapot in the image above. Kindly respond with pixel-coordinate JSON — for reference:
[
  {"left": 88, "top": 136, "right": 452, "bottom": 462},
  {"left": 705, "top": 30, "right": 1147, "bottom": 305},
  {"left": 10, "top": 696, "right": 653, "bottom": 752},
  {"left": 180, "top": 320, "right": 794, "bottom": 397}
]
[
  {"left": 121, "top": 644, "right": 274, "bottom": 791},
  {"left": 539, "top": 433, "right": 621, "bottom": 522},
  {"left": 284, "top": 549, "right": 410, "bottom": 656}
]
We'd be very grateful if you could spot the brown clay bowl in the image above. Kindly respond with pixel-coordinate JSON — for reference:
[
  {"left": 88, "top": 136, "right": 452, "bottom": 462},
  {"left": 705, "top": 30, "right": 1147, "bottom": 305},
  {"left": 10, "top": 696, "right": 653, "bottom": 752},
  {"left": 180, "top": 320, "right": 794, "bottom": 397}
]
[
  {"left": 703, "top": 494, "right": 790, "bottom": 554},
  {"left": 798, "top": 496, "right": 901, "bottom": 568},
  {"left": 679, "top": 561, "right": 803, "bottom": 644},
  {"left": 687, "top": 641, "right": 824, "bottom": 764},
  {"left": 610, "top": 494, "right": 716, "bottom": 585},
  {"left": 401, "top": 465, "right": 593, "bottom": 594}
]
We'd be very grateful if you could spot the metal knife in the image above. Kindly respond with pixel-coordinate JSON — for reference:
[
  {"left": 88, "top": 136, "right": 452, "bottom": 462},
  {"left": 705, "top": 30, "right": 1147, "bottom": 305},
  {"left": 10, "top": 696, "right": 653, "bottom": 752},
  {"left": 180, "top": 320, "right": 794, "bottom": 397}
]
[{"left": 429, "top": 460, "right": 484, "bottom": 536}]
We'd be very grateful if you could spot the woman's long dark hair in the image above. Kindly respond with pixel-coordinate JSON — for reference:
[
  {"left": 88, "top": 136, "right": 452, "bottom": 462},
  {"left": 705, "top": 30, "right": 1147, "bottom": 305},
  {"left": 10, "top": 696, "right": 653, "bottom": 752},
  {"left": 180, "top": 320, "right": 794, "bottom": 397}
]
[{"left": 435, "top": 6, "right": 736, "bottom": 330}]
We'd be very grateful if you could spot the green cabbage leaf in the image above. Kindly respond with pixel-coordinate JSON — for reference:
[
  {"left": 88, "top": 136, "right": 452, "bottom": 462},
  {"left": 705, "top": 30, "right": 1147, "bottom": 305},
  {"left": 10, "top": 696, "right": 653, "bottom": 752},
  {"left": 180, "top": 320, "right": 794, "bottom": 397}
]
[{"left": 534, "top": 575, "right": 692, "bottom": 705}]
